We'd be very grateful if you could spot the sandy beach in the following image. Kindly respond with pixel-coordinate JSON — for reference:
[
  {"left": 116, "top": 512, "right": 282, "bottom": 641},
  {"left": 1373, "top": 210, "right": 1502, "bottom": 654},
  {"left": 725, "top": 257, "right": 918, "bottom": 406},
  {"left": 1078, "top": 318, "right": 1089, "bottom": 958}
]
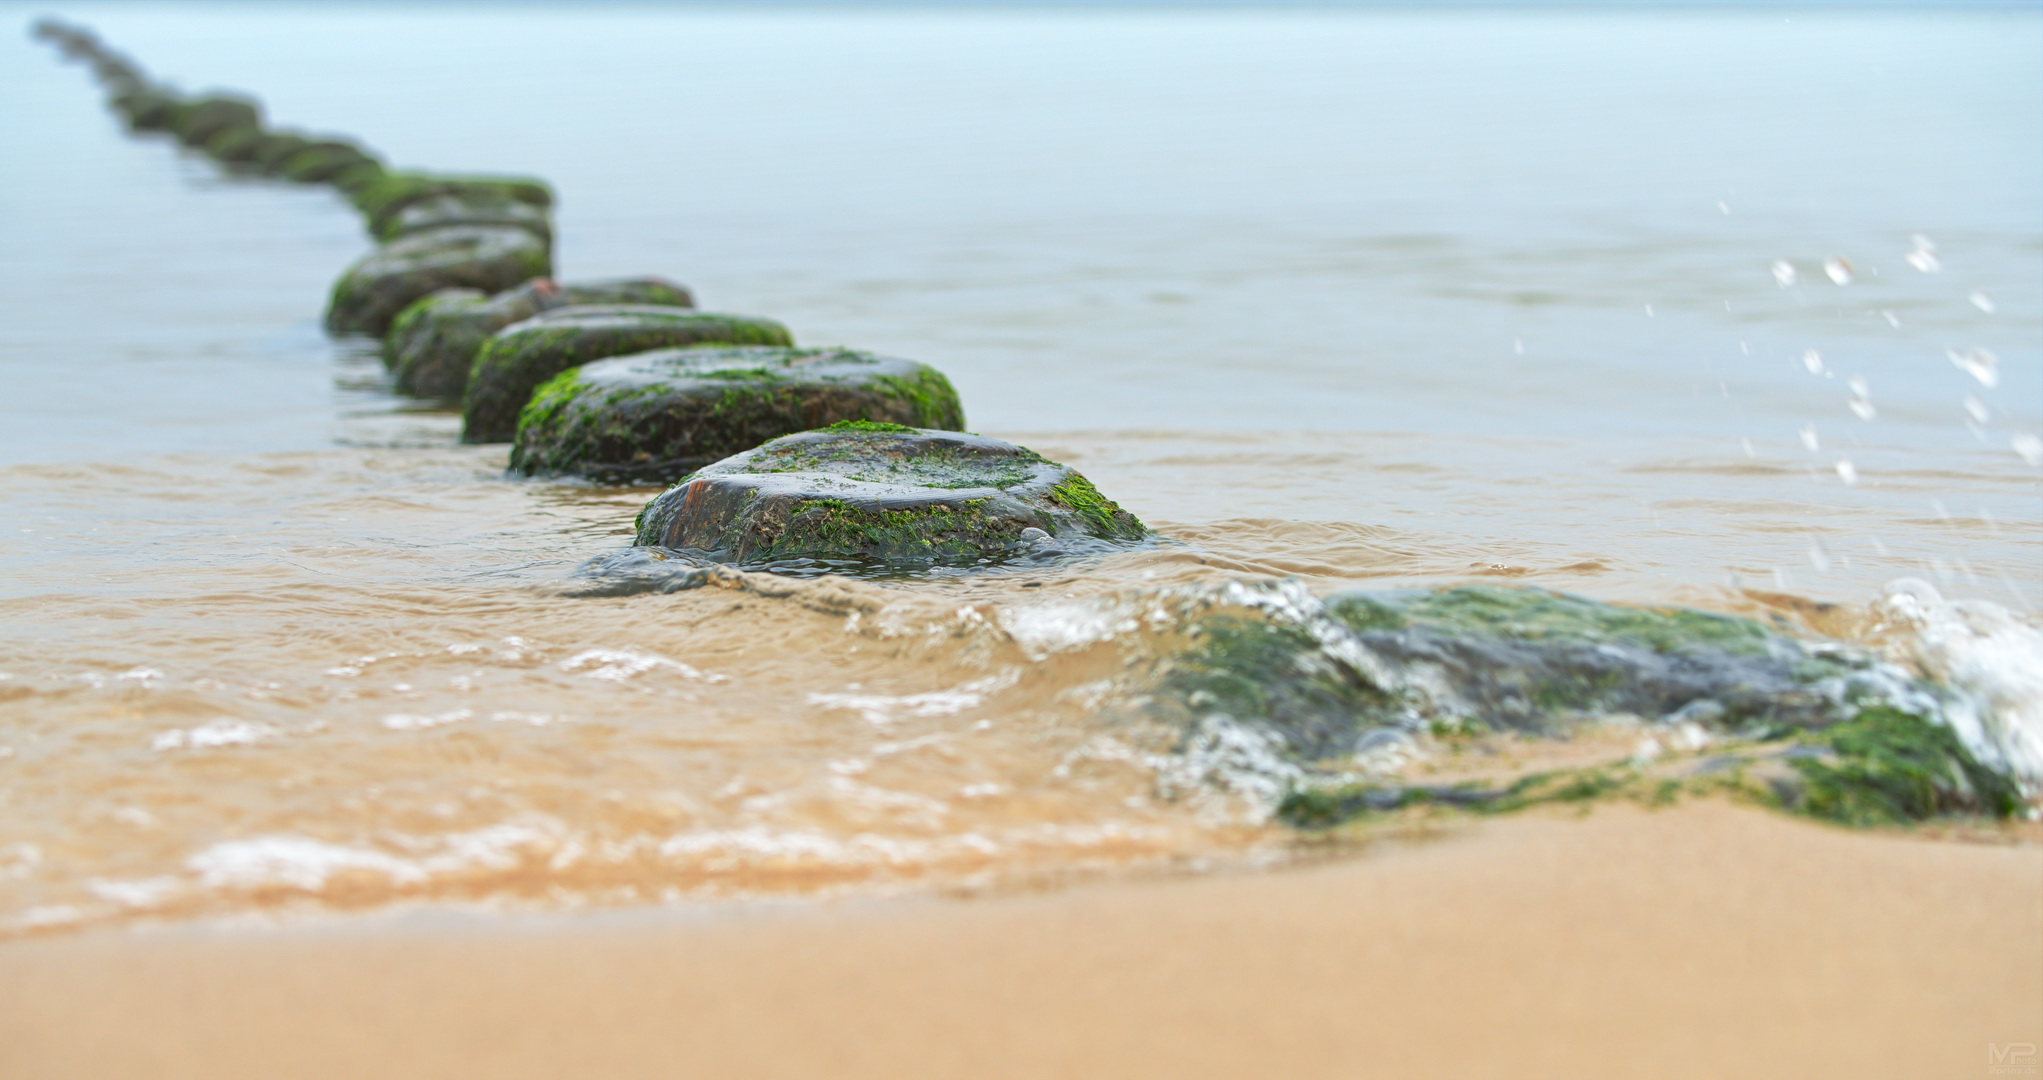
[
  {"left": 4, "top": 801, "right": 2037, "bottom": 1080},
  {"left": 4, "top": 8, "right": 2040, "bottom": 1079}
]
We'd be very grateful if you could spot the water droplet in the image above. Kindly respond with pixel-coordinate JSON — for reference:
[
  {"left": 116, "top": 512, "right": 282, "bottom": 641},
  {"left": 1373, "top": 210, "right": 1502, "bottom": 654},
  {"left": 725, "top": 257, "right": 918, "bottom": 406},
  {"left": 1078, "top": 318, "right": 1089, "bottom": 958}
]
[
  {"left": 1740, "top": 437, "right": 1755, "bottom": 458},
  {"left": 1823, "top": 257, "right": 1853, "bottom": 285},
  {"left": 1904, "top": 234, "right": 1941, "bottom": 273},
  {"left": 1771, "top": 260, "right": 1797, "bottom": 288},
  {"left": 2014, "top": 431, "right": 2043, "bottom": 466},
  {"left": 1834, "top": 458, "right": 1858, "bottom": 486},
  {"left": 1881, "top": 309, "right": 1901, "bottom": 328},
  {"left": 1964, "top": 395, "right": 1990, "bottom": 424},
  {"left": 1718, "top": 200, "right": 1732, "bottom": 215},
  {"left": 1512, "top": 338, "right": 1524, "bottom": 355},
  {"left": 1807, "top": 540, "right": 1831, "bottom": 573},
  {"left": 1800, "top": 425, "right": 1820, "bottom": 452},
  {"left": 1739, "top": 340, "right": 1750, "bottom": 355},
  {"left": 1970, "top": 291, "right": 1996, "bottom": 314},
  {"left": 1644, "top": 304, "right": 1654, "bottom": 317},
  {"left": 1801, "top": 349, "right": 1824, "bottom": 374},
  {"left": 1947, "top": 347, "right": 1999, "bottom": 388},
  {"left": 1848, "top": 397, "right": 1877, "bottom": 421}
]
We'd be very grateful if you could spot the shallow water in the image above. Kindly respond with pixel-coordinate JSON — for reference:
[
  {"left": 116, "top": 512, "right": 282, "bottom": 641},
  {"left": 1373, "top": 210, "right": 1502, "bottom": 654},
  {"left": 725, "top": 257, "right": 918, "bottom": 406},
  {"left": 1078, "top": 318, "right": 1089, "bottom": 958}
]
[{"left": 0, "top": 3, "right": 2038, "bottom": 933}]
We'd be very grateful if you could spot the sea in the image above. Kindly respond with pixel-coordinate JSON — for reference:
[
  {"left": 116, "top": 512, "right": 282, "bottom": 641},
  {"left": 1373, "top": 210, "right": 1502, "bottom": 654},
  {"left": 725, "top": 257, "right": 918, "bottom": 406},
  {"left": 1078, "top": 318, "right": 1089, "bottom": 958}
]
[{"left": 1, "top": 1, "right": 2037, "bottom": 934}]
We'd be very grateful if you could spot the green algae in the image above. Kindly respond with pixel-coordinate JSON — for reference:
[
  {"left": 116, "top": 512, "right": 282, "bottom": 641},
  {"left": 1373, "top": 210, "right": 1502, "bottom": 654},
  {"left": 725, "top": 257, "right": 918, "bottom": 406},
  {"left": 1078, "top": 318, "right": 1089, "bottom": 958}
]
[
  {"left": 1278, "top": 767, "right": 1636, "bottom": 829},
  {"left": 249, "top": 132, "right": 314, "bottom": 172},
  {"left": 1144, "top": 583, "right": 2028, "bottom": 831},
  {"left": 1275, "top": 704, "right": 2021, "bottom": 831},
  {"left": 386, "top": 279, "right": 697, "bottom": 400},
  {"left": 110, "top": 88, "right": 180, "bottom": 130},
  {"left": 325, "top": 226, "right": 552, "bottom": 337},
  {"left": 168, "top": 95, "right": 259, "bottom": 146},
  {"left": 278, "top": 143, "right": 378, "bottom": 184},
  {"left": 328, "top": 160, "right": 388, "bottom": 194},
  {"left": 1046, "top": 472, "right": 1146, "bottom": 538},
  {"left": 740, "top": 427, "right": 1036, "bottom": 490},
  {"left": 868, "top": 368, "right": 966, "bottom": 429},
  {"left": 512, "top": 367, "right": 587, "bottom": 440},
  {"left": 1327, "top": 585, "right": 1776, "bottom": 657},
  {"left": 631, "top": 428, "right": 1155, "bottom": 570},
  {"left": 351, "top": 172, "right": 555, "bottom": 238},
  {"left": 821, "top": 420, "right": 920, "bottom": 434},
  {"left": 201, "top": 124, "right": 265, "bottom": 163},
  {"left": 1783, "top": 705, "right": 2023, "bottom": 826},
  {"left": 464, "top": 313, "right": 794, "bottom": 444},
  {"left": 507, "top": 349, "right": 964, "bottom": 483},
  {"left": 740, "top": 496, "right": 1011, "bottom": 564}
]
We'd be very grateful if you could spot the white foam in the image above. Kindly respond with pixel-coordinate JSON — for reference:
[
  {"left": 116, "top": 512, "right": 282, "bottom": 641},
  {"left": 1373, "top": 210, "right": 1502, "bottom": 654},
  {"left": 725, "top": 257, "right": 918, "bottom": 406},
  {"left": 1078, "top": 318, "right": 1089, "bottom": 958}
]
[
  {"left": 87, "top": 876, "right": 181, "bottom": 908},
  {"left": 186, "top": 821, "right": 563, "bottom": 893},
  {"left": 381, "top": 708, "right": 472, "bottom": 731},
  {"left": 998, "top": 597, "right": 1150, "bottom": 659},
  {"left": 559, "top": 647, "right": 719, "bottom": 682},
  {"left": 489, "top": 710, "right": 567, "bottom": 726},
  {"left": 657, "top": 827, "right": 923, "bottom": 866},
  {"left": 1877, "top": 579, "right": 2043, "bottom": 790},
  {"left": 7, "top": 905, "right": 82, "bottom": 930},
  {"left": 188, "top": 836, "right": 423, "bottom": 890},
  {"left": 1, "top": 843, "right": 41, "bottom": 879},
  {"left": 151, "top": 720, "right": 277, "bottom": 751},
  {"left": 808, "top": 670, "right": 1017, "bottom": 728}
]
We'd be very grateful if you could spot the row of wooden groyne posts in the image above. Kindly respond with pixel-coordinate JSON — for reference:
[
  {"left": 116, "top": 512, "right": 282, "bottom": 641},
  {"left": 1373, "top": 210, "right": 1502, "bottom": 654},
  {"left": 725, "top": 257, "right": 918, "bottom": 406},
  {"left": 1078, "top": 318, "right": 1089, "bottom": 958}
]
[
  {"left": 33, "top": 21, "right": 2042, "bottom": 831},
  {"left": 32, "top": 19, "right": 1153, "bottom": 572}
]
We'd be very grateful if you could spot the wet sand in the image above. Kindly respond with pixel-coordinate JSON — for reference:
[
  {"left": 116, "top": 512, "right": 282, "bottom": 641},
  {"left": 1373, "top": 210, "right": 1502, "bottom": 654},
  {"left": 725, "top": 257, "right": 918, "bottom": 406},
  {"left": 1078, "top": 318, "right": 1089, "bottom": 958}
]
[{"left": 4, "top": 801, "right": 2038, "bottom": 1080}]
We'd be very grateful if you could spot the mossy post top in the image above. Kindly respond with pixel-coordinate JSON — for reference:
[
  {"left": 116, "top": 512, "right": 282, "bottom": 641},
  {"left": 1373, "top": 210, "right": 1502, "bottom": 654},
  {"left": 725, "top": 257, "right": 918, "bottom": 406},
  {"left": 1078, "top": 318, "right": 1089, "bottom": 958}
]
[
  {"left": 632, "top": 425, "right": 1151, "bottom": 567},
  {"left": 462, "top": 305, "right": 796, "bottom": 443},
  {"left": 693, "top": 425, "right": 1055, "bottom": 498},
  {"left": 351, "top": 171, "right": 555, "bottom": 239},
  {"left": 491, "top": 303, "right": 774, "bottom": 339},
  {"left": 507, "top": 347, "right": 968, "bottom": 484},
  {"left": 568, "top": 344, "right": 940, "bottom": 393}
]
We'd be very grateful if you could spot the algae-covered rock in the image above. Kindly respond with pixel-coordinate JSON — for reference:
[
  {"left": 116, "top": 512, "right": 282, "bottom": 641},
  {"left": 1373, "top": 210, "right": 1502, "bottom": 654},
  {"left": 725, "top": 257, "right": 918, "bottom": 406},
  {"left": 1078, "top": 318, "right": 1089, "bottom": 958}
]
[
  {"left": 249, "top": 132, "right": 314, "bottom": 172},
  {"left": 1276, "top": 703, "right": 2023, "bottom": 830},
  {"left": 109, "top": 86, "right": 181, "bottom": 131},
  {"left": 376, "top": 193, "right": 552, "bottom": 244},
  {"left": 328, "top": 160, "right": 389, "bottom": 195},
  {"left": 1157, "top": 585, "right": 1879, "bottom": 762},
  {"left": 511, "top": 347, "right": 965, "bottom": 484},
  {"left": 632, "top": 425, "right": 1149, "bottom": 568},
  {"left": 277, "top": 141, "right": 379, "bottom": 183},
  {"left": 1767, "top": 705, "right": 2023, "bottom": 825},
  {"left": 463, "top": 306, "right": 789, "bottom": 443},
  {"left": 169, "top": 95, "right": 259, "bottom": 146},
  {"left": 202, "top": 124, "right": 266, "bottom": 164},
  {"left": 1131, "top": 581, "right": 2027, "bottom": 828},
  {"left": 90, "top": 54, "right": 143, "bottom": 90},
  {"left": 324, "top": 225, "right": 552, "bottom": 337},
  {"left": 385, "top": 277, "right": 695, "bottom": 399},
  {"left": 350, "top": 172, "right": 554, "bottom": 240}
]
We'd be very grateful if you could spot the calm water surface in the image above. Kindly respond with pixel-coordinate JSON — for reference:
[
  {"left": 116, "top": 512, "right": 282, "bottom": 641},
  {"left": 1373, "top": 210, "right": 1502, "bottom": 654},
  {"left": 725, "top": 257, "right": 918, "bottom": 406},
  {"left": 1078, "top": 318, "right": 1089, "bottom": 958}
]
[{"left": 0, "top": 3, "right": 2037, "bottom": 932}]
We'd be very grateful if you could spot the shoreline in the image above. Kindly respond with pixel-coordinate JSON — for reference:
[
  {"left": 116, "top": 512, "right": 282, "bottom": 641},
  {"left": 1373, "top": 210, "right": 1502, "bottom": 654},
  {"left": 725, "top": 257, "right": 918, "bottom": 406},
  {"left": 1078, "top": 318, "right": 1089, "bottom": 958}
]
[{"left": 5, "top": 801, "right": 2038, "bottom": 1079}]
